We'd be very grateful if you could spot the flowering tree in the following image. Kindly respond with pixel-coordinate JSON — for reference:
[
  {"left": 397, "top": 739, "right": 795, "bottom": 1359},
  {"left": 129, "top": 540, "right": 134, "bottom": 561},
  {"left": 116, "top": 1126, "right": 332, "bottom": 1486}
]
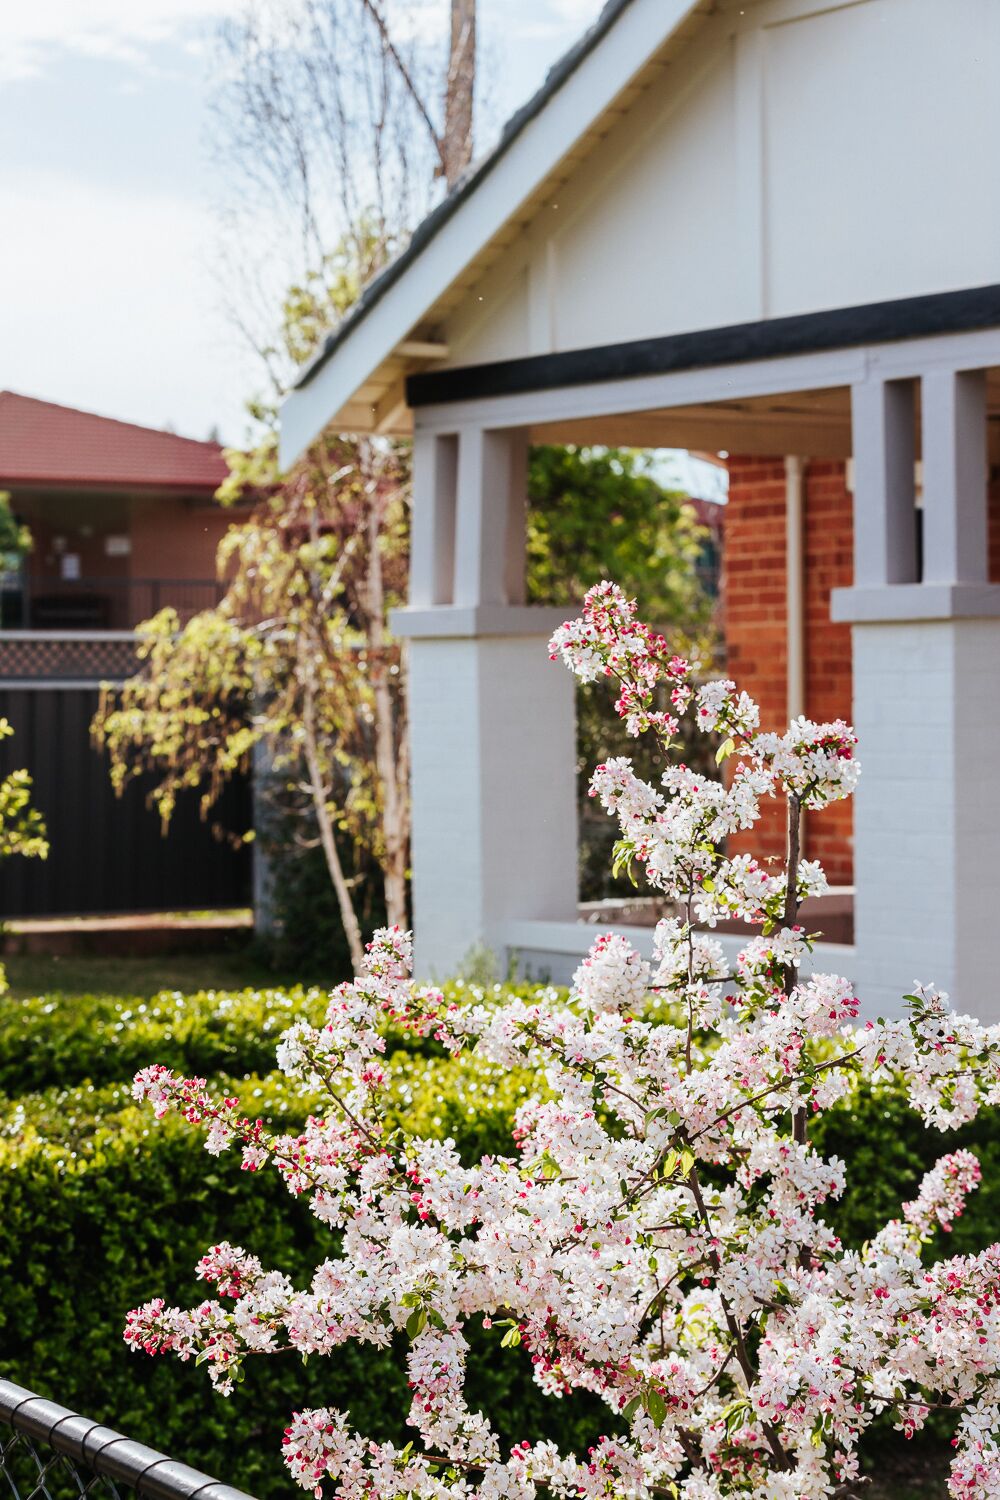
[
  {"left": 93, "top": 428, "right": 409, "bottom": 975},
  {"left": 125, "top": 582, "right": 1000, "bottom": 1499}
]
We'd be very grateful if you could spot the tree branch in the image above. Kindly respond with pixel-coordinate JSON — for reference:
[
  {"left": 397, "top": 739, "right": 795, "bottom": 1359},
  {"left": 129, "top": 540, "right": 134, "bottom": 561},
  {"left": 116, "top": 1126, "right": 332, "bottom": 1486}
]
[{"left": 357, "top": 0, "right": 447, "bottom": 176}]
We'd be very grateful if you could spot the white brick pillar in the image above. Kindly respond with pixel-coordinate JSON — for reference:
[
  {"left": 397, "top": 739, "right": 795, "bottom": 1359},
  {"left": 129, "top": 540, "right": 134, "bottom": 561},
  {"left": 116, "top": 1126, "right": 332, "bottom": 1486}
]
[
  {"left": 396, "top": 421, "right": 578, "bottom": 979},
  {"left": 849, "top": 620, "right": 1000, "bottom": 1018},
  {"left": 834, "top": 365, "right": 1000, "bottom": 1021}
]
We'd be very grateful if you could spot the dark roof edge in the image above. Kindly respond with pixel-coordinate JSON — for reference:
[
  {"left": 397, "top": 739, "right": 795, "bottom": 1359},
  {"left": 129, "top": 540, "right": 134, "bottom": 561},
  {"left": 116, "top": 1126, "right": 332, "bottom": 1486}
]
[
  {"left": 292, "top": 0, "right": 637, "bottom": 393},
  {"left": 406, "top": 282, "right": 1000, "bottom": 406}
]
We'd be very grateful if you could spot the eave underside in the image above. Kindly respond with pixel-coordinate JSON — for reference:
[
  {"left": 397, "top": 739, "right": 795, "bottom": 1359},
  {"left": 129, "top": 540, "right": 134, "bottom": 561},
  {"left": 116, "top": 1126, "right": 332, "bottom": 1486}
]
[{"left": 317, "top": 3, "right": 718, "bottom": 436}]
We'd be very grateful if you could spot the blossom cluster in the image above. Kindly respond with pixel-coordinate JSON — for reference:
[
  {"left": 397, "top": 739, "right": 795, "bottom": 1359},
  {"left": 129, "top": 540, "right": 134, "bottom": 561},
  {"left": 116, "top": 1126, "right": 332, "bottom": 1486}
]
[{"left": 126, "top": 582, "right": 1000, "bottom": 1500}]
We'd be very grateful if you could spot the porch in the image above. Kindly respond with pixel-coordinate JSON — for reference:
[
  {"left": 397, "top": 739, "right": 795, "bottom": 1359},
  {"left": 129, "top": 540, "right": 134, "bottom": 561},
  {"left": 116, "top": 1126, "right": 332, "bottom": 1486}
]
[{"left": 392, "top": 318, "right": 1000, "bottom": 1019}]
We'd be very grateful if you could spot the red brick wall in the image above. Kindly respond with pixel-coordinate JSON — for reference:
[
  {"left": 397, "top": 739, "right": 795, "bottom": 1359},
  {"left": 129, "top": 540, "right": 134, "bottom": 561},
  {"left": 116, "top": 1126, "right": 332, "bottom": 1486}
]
[
  {"left": 802, "top": 461, "right": 854, "bottom": 886},
  {"left": 128, "top": 497, "right": 234, "bottom": 582},
  {"left": 723, "top": 456, "right": 788, "bottom": 871},
  {"left": 723, "top": 455, "right": 854, "bottom": 885}
]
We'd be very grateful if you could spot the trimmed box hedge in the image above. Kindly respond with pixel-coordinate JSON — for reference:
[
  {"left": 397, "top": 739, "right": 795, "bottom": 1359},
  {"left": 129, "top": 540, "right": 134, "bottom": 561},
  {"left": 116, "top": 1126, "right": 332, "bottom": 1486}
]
[
  {"left": 0, "top": 987, "right": 606, "bottom": 1497},
  {"left": 1, "top": 981, "right": 996, "bottom": 1496}
]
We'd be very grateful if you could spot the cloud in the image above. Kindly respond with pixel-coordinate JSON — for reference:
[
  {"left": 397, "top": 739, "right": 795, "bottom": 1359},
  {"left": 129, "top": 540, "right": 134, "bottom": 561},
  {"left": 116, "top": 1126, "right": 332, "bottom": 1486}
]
[
  {"left": 1, "top": 0, "right": 244, "bottom": 83},
  {"left": 0, "top": 167, "right": 256, "bottom": 442},
  {"left": 549, "top": 0, "right": 607, "bottom": 18},
  {"left": 2, "top": 0, "right": 607, "bottom": 84},
  {"left": 383, "top": 0, "right": 449, "bottom": 46}
]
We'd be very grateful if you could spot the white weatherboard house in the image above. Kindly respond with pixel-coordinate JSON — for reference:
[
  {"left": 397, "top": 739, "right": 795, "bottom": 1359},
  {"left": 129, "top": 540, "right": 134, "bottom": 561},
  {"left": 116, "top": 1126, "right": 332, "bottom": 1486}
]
[{"left": 281, "top": 0, "right": 1000, "bottom": 1021}]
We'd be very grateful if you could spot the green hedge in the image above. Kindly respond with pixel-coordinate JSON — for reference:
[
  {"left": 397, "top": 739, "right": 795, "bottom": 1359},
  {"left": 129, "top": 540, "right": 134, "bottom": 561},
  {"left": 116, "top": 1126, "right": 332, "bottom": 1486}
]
[
  {"left": 0, "top": 979, "right": 558, "bottom": 1096},
  {"left": 0, "top": 1006, "right": 604, "bottom": 1498},
  {"left": 2, "top": 982, "right": 997, "bottom": 1496},
  {"left": 0, "top": 987, "right": 326, "bottom": 1094},
  {"left": 813, "top": 1081, "right": 1000, "bottom": 1259}
]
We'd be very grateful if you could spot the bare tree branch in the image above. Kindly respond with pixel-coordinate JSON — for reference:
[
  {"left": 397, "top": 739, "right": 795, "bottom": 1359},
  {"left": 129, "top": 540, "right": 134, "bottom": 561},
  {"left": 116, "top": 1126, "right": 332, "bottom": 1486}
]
[{"left": 356, "top": 0, "right": 448, "bottom": 178}]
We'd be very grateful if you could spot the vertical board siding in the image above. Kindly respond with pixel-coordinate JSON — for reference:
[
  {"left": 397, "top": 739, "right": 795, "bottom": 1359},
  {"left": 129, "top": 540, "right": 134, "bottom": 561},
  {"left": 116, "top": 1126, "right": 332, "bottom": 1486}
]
[{"left": 0, "top": 688, "right": 252, "bottom": 918}]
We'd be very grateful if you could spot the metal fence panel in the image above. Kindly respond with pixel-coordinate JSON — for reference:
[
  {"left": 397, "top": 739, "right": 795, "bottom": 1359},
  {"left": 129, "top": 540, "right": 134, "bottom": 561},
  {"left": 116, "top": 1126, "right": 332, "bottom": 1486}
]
[{"left": 0, "top": 688, "right": 252, "bottom": 919}]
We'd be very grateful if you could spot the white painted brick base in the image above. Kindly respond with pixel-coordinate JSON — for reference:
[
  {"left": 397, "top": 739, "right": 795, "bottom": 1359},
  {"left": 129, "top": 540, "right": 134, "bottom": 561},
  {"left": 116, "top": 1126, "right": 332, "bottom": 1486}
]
[
  {"left": 851, "top": 618, "right": 1000, "bottom": 1021},
  {"left": 407, "top": 632, "right": 578, "bottom": 979}
]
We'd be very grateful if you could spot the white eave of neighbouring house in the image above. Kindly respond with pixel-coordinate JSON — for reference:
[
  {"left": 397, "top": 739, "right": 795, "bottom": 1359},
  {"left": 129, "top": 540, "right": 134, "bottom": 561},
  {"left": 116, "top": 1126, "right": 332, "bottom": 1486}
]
[{"left": 279, "top": 0, "right": 709, "bottom": 465}]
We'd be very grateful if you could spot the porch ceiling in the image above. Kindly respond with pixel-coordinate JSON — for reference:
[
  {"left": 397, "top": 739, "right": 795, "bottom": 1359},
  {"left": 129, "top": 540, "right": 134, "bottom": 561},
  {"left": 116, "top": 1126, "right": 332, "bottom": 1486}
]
[
  {"left": 527, "top": 369, "right": 1000, "bottom": 461},
  {"left": 528, "top": 385, "right": 853, "bottom": 458}
]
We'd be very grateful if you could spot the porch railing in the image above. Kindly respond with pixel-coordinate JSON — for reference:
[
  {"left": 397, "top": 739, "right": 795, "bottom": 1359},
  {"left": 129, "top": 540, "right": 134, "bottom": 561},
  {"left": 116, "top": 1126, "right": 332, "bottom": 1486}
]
[
  {"left": 0, "top": 1380, "right": 255, "bottom": 1500},
  {"left": 0, "top": 579, "right": 223, "bottom": 632}
]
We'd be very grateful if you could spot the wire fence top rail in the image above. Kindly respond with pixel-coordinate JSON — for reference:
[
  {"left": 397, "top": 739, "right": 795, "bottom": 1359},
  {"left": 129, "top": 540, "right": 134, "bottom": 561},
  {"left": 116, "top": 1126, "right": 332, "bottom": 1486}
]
[{"left": 0, "top": 1380, "right": 257, "bottom": 1500}]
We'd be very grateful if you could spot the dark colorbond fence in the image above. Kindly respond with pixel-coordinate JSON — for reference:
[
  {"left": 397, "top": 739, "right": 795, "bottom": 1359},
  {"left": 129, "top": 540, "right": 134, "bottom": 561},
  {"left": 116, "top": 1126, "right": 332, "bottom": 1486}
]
[
  {"left": 0, "top": 1380, "right": 255, "bottom": 1500},
  {"left": 0, "top": 688, "right": 252, "bottom": 919}
]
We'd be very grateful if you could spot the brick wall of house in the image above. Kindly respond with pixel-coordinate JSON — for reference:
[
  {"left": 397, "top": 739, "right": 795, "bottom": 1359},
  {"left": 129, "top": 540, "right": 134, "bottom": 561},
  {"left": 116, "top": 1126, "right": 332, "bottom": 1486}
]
[
  {"left": 128, "top": 497, "right": 234, "bottom": 581},
  {"left": 802, "top": 460, "right": 854, "bottom": 885},
  {"left": 723, "top": 456, "right": 788, "bottom": 871},
  {"left": 723, "top": 455, "right": 854, "bottom": 885}
]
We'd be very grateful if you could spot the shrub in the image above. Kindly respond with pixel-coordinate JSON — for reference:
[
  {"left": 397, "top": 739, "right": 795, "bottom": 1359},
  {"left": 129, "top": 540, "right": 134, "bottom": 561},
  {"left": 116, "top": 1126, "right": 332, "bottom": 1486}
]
[
  {"left": 814, "top": 1082, "right": 1000, "bottom": 1260},
  {"left": 4, "top": 979, "right": 999, "bottom": 1497},
  {"left": 0, "top": 978, "right": 554, "bottom": 1096},
  {"left": 0, "top": 987, "right": 327, "bottom": 1094},
  {"left": 0, "top": 1031, "right": 591, "bottom": 1498},
  {"left": 114, "top": 584, "right": 1000, "bottom": 1500}
]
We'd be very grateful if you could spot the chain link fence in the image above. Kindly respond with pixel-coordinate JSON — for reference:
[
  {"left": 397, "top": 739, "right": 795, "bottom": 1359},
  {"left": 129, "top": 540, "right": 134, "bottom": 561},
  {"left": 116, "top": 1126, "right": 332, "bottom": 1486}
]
[{"left": 0, "top": 1381, "right": 256, "bottom": 1500}]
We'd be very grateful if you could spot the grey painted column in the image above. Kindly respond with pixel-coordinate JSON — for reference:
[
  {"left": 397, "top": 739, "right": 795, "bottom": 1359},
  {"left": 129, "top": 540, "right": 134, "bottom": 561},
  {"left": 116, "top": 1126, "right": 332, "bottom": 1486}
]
[
  {"left": 921, "top": 367, "right": 988, "bottom": 584},
  {"left": 836, "top": 360, "right": 1000, "bottom": 1022},
  {"left": 398, "top": 422, "right": 576, "bottom": 979},
  {"left": 409, "top": 431, "right": 458, "bottom": 608},
  {"left": 251, "top": 736, "right": 278, "bottom": 938},
  {"left": 453, "top": 427, "right": 529, "bottom": 607},
  {"left": 850, "top": 376, "right": 917, "bottom": 587}
]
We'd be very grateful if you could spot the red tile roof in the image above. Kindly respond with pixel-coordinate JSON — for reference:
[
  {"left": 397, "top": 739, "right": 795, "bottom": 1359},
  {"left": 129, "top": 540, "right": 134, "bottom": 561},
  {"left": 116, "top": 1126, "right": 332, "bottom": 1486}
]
[{"left": 0, "top": 391, "right": 230, "bottom": 492}]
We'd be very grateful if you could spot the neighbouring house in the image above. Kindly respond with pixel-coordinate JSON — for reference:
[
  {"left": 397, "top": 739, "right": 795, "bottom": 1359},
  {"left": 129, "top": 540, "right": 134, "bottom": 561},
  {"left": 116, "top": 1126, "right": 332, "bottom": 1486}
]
[
  {"left": 279, "top": 0, "right": 1000, "bottom": 1020},
  {"left": 0, "top": 392, "right": 251, "bottom": 918}
]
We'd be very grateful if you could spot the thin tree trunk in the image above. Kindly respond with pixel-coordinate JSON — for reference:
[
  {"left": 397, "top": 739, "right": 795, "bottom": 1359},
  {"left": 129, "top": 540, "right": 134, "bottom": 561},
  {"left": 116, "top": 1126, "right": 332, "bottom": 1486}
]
[
  {"left": 365, "top": 479, "right": 409, "bottom": 929},
  {"left": 301, "top": 677, "right": 366, "bottom": 973},
  {"left": 442, "top": 0, "right": 475, "bottom": 187}
]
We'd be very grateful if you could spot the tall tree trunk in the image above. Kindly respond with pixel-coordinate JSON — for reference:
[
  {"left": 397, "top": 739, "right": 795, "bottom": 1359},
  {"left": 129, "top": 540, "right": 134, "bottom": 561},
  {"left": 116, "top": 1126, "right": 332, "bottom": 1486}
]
[
  {"left": 365, "top": 477, "right": 410, "bottom": 930},
  {"left": 442, "top": 0, "right": 475, "bottom": 188},
  {"left": 301, "top": 677, "right": 366, "bottom": 974}
]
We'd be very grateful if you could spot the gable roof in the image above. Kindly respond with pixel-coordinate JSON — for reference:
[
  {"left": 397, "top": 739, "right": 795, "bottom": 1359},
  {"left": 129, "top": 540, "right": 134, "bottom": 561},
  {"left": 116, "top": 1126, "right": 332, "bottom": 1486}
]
[
  {"left": 280, "top": 0, "right": 707, "bottom": 463},
  {"left": 293, "top": 0, "right": 636, "bottom": 394},
  {"left": 0, "top": 391, "right": 229, "bottom": 493}
]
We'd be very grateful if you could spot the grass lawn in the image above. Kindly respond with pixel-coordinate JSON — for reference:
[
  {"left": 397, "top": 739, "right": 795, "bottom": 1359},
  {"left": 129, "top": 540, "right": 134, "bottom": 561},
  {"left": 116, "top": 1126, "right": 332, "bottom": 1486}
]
[{"left": 2, "top": 947, "right": 315, "bottom": 1000}]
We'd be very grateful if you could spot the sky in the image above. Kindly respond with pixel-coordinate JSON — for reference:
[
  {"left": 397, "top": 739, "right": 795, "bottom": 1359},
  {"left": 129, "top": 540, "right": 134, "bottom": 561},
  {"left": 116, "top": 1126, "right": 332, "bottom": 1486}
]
[{"left": 0, "top": 0, "right": 607, "bottom": 446}]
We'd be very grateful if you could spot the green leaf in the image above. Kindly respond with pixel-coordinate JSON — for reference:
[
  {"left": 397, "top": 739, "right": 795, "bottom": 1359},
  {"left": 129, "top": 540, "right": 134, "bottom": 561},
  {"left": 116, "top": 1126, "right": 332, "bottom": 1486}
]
[
  {"left": 646, "top": 1387, "right": 667, "bottom": 1427},
  {"left": 405, "top": 1307, "right": 427, "bottom": 1340},
  {"left": 721, "top": 1398, "right": 751, "bottom": 1438},
  {"left": 715, "top": 736, "right": 735, "bottom": 764}
]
